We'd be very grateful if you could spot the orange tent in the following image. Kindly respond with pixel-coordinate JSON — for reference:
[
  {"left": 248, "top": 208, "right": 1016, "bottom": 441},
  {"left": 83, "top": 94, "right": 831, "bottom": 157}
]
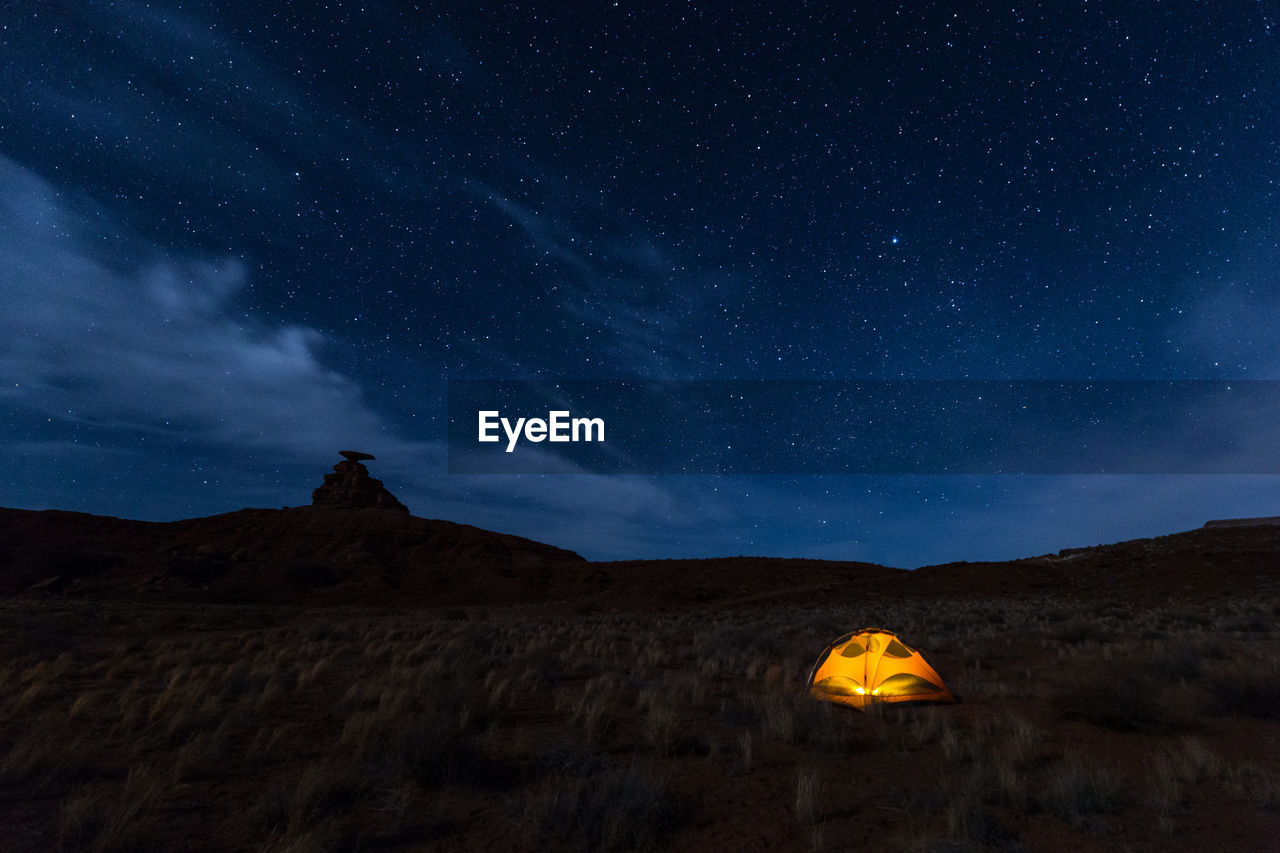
[{"left": 807, "top": 628, "right": 956, "bottom": 711}]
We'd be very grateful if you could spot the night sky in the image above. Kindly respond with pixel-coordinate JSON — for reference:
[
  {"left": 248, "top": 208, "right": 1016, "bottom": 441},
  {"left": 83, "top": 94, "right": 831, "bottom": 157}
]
[{"left": 4, "top": 2, "right": 1280, "bottom": 566}]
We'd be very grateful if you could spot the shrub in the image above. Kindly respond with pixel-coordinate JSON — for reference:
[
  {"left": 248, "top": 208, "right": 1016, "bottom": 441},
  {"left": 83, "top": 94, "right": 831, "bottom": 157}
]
[
  {"left": 1228, "top": 763, "right": 1280, "bottom": 811},
  {"left": 1058, "top": 665, "right": 1171, "bottom": 731},
  {"left": 1204, "top": 660, "right": 1280, "bottom": 718},
  {"left": 1047, "top": 619, "right": 1096, "bottom": 645},
  {"left": 342, "top": 707, "right": 489, "bottom": 789},
  {"left": 945, "top": 794, "right": 1022, "bottom": 849},
  {"left": 907, "top": 705, "right": 953, "bottom": 746},
  {"left": 566, "top": 675, "right": 628, "bottom": 746},
  {"left": 756, "top": 692, "right": 857, "bottom": 753},
  {"left": 1144, "top": 643, "right": 1204, "bottom": 682},
  {"left": 522, "top": 763, "right": 682, "bottom": 851},
  {"left": 642, "top": 696, "right": 681, "bottom": 757},
  {"left": 1040, "top": 756, "right": 1124, "bottom": 835}
]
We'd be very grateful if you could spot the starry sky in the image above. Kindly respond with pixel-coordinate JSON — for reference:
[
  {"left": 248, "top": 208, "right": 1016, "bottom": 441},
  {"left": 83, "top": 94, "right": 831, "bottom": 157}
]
[{"left": 4, "top": 1, "right": 1280, "bottom": 566}]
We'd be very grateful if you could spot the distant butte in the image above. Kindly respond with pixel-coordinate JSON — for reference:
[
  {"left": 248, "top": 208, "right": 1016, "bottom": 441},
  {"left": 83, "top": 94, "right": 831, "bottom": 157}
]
[
  {"left": 1203, "top": 516, "right": 1280, "bottom": 528},
  {"left": 311, "top": 450, "right": 409, "bottom": 512}
]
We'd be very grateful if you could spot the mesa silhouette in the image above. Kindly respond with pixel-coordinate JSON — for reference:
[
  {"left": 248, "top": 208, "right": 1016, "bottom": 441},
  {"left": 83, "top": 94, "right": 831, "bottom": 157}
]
[
  {"left": 1, "top": 451, "right": 1278, "bottom": 605},
  {"left": 0, "top": 452, "right": 582, "bottom": 604}
]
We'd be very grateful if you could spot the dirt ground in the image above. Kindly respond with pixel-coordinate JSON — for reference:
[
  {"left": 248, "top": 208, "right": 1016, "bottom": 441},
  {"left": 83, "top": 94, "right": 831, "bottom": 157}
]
[{"left": 1, "top": 591, "right": 1277, "bottom": 852}]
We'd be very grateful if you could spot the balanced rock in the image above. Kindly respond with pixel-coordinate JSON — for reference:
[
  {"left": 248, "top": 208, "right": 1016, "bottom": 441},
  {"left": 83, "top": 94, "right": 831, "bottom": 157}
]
[{"left": 311, "top": 451, "right": 409, "bottom": 512}]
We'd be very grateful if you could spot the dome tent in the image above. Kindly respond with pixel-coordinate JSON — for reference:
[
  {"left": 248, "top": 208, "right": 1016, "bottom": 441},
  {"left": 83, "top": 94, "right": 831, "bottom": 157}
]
[{"left": 807, "top": 628, "right": 957, "bottom": 711}]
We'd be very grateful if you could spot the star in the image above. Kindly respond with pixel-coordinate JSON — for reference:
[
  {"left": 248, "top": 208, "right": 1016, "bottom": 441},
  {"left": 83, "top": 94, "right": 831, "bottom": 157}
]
[{"left": 1, "top": 1, "right": 1275, "bottom": 566}]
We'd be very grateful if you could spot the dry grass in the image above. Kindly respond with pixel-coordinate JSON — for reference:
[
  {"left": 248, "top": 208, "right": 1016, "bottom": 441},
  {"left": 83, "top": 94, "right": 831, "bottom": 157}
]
[
  {"left": 1228, "top": 762, "right": 1280, "bottom": 811},
  {"left": 520, "top": 762, "right": 682, "bottom": 851},
  {"left": 756, "top": 688, "right": 859, "bottom": 752},
  {"left": 794, "top": 764, "right": 822, "bottom": 826},
  {"left": 57, "top": 766, "right": 161, "bottom": 852},
  {"left": 1039, "top": 754, "right": 1125, "bottom": 835},
  {"left": 1204, "top": 657, "right": 1280, "bottom": 718},
  {"left": 1056, "top": 661, "right": 1175, "bottom": 731},
  {"left": 0, "top": 594, "right": 1274, "bottom": 850}
]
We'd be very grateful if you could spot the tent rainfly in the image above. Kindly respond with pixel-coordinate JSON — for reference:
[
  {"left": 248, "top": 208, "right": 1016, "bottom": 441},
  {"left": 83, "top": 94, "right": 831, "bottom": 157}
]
[{"left": 807, "top": 628, "right": 957, "bottom": 711}]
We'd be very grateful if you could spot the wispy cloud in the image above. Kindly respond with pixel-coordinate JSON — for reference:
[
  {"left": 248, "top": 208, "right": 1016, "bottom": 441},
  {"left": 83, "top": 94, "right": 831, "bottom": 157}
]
[
  {"left": 0, "top": 154, "right": 704, "bottom": 549},
  {"left": 0, "top": 157, "right": 388, "bottom": 455},
  {"left": 470, "top": 180, "right": 706, "bottom": 377}
]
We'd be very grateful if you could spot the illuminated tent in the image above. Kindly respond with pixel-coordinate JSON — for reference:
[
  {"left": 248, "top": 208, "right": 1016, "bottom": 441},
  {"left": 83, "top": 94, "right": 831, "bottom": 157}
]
[{"left": 807, "top": 628, "right": 957, "bottom": 711}]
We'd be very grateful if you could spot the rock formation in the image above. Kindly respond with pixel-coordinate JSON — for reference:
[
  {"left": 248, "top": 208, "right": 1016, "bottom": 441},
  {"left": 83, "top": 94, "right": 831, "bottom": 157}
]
[
  {"left": 311, "top": 451, "right": 409, "bottom": 512},
  {"left": 1203, "top": 516, "right": 1280, "bottom": 528}
]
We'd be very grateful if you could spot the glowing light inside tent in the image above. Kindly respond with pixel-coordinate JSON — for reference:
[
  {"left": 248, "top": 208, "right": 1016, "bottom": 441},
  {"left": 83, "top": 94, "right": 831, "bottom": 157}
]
[{"left": 807, "top": 628, "right": 958, "bottom": 711}]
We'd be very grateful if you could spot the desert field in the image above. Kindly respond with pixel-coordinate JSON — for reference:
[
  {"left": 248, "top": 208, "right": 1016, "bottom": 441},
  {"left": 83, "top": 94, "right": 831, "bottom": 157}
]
[{"left": 2, "top": 592, "right": 1277, "bottom": 852}]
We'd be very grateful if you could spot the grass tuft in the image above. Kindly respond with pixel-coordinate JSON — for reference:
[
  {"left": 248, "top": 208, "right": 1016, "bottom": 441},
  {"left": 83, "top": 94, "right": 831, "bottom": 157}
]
[
  {"left": 1040, "top": 755, "right": 1124, "bottom": 835},
  {"left": 522, "top": 763, "right": 682, "bottom": 851}
]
